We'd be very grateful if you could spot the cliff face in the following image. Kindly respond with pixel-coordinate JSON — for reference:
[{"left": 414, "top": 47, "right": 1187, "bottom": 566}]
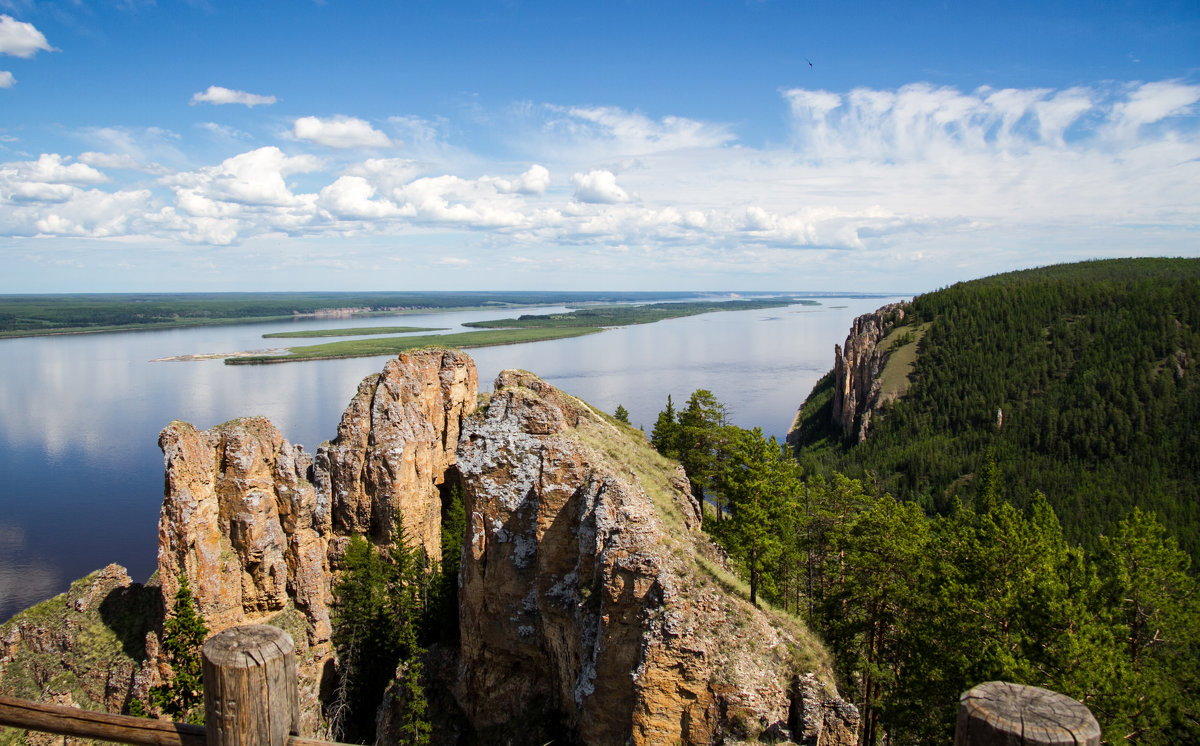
[
  {"left": 154, "top": 348, "right": 477, "bottom": 733},
  {"left": 831, "top": 303, "right": 906, "bottom": 443},
  {"left": 454, "top": 369, "right": 856, "bottom": 745}
]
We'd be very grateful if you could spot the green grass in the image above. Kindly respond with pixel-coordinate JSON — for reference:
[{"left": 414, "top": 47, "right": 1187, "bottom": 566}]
[
  {"left": 261, "top": 326, "right": 444, "bottom": 338},
  {"left": 876, "top": 321, "right": 929, "bottom": 403},
  {"left": 575, "top": 415, "right": 691, "bottom": 537},
  {"left": 226, "top": 326, "right": 603, "bottom": 364}
]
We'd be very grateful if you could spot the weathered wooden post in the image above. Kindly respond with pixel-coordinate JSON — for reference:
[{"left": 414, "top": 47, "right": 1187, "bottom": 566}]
[
  {"left": 955, "top": 681, "right": 1101, "bottom": 746},
  {"left": 202, "top": 624, "right": 300, "bottom": 746}
]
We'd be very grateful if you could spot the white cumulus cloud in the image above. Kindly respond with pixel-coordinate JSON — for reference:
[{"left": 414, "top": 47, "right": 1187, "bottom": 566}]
[
  {"left": 0, "top": 71, "right": 13, "bottom": 88},
  {"left": 0, "top": 15, "right": 53, "bottom": 58},
  {"left": 571, "top": 169, "right": 629, "bottom": 204},
  {"left": 318, "top": 175, "right": 401, "bottom": 220},
  {"left": 167, "top": 146, "right": 321, "bottom": 209},
  {"left": 191, "top": 85, "right": 277, "bottom": 107},
  {"left": 1, "top": 79, "right": 1196, "bottom": 286},
  {"left": 3, "top": 154, "right": 109, "bottom": 185},
  {"left": 492, "top": 164, "right": 551, "bottom": 195},
  {"left": 294, "top": 116, "right": 393, "bottom": 149}
]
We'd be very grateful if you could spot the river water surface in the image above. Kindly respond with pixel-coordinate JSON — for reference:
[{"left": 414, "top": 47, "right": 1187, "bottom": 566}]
[{"left": 0, "top": 296, "right": 901, "bottom": 622}]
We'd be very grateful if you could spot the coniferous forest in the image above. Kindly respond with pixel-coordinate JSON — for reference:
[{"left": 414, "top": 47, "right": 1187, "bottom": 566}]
[
  {"left": 796, "top": 258, "right": 1200, "bottom": 561},
  {"left": 650, "top": 258, "right": 1200, "bottom": 745}
]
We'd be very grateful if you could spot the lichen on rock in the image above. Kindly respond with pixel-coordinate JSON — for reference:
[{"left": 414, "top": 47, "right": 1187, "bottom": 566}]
[{"left": 456, "top": 368, "right": 857, "bottom": 745}]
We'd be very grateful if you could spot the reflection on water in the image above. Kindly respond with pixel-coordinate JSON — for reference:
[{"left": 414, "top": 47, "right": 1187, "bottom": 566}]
[
  {"left": 0, "top": 522, "right": 61, "bottom": 617},
  {"left": 0, "top": 298, "right": 902, "bottom": 621}
]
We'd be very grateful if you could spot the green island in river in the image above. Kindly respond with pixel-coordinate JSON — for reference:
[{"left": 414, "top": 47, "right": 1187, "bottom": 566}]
[
  {"left": 261, "top": 326, "right": 445, "bottom": 339},
  {"left": 463, "top": 298, "right": 814, "bottom": 328},
  {"left": 226, "top": 327, "right": 602, "bottom": 364},
  {"left": 0, "top": 290, "right": 738, "bottom": 338},
  {"left": 226, "top": 298, "right": 807, "bottom": 364}
]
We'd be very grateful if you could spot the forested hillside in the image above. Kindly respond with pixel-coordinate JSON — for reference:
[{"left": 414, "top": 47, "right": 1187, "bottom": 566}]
[
  {"left": 792, "top": 257, "right": 1200, "bottom": 560},
  {"left": 651, "top": 378, "right": 1198, "bottom": 743}
]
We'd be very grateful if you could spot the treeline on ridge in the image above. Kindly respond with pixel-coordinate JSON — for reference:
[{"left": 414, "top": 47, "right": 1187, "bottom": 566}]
[
  {"left": 462, "top": 298, "right": 810, "bottom": 329},
  {"left": 792, "top": 257, "right": 1200, "bottom": 561},
  {"left": 0, "top": 291, "right": 715, "bottom": 336}
]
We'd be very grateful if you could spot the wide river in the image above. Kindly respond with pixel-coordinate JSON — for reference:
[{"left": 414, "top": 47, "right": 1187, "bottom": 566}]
[{"left": 0, "top": 296, "right": 902, "bottom": 622}]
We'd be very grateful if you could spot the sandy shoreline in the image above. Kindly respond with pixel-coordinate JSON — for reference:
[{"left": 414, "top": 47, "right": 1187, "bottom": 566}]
[{"left": 151, "top": 348, "right": 292, "bottom": 362}]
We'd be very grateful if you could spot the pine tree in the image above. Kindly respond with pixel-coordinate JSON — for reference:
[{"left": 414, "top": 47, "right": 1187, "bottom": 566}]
[
  {"left": 821, "top": 495, "right": 930, "bottom": 745},
  {"left": 143, "top": 575, "right": 208, "bottom": 724},
  {"left": 677, "top": 389, "right": 729, "bottom": 508},
  {"left": 386, "top": 517, "right": 431, "bottom": 746},
  {"left": 716, "top": 427, "right": 799, "bottom": 607},
  {"left": 329, "top": 535, "right": 392, "bottom": 741},
  {"left": 1094, "top": 509, "right": 1200, "bottom": 744},
  {"left": 329, "top": 514, "right": 433, "bottom": 744},
  {"left": 650, "top": 395, "right": 679, "bottom": 457},
  {"left": 613, "top": 404, "right": 630, "bottom": 424},
  {"left": 428, "top": 485, "right": 466, "bottom": 645}
]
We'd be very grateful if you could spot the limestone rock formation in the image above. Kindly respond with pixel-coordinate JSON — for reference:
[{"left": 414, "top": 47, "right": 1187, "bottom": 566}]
[
  {"left": 154, "top": 348, "right": 477, "bottom": 734},
  {"left": 454, "top": 369, "right": 856, "bottom": 744},
  {"left": 6, "top": 348, "right": 855, "bottom": 744},
  {"left": 831, "top": 302, "right": 907, "bottom": 443},
  {"left": 316, "top": 348, "right": 477, "bottom": 557}
]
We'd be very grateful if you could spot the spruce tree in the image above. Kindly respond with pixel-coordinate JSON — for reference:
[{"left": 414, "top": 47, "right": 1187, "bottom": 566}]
[
  {"left": 650, "top": 394, "right": 679, "bottom": 457},
  {"left": 614, "top": 404, "right": 630, "bottom": 424},
  {"left": 329, "top": 514, "right": 432, "bottom": 744},
  {"left": 144, "top": 575, "right": 208, "bottom": 724}
]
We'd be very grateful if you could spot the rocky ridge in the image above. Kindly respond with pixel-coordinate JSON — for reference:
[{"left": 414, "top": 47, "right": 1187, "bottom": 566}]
[
  {"left": 153, "top": 348, "right": 476, "bottom": 733},
  {"left": 455, "top": 369, "right": 856, "bottom": 743},
  {"left": 1, "top": 349, "right": 856, "bottom": 745},
  {"left": 0, "top": 565, "right": 160, "bottom": 744},
  {"left": 831, "top": 302, "right": 907, "bottom": 443}
]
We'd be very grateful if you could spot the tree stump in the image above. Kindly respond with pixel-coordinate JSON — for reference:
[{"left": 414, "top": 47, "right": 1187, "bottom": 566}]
[
  {"left": 955, "top": 682, "right": 1100, "bottom": 746},
  {"left": 202, "top": 624, "right": 300, "bottom": 746}
]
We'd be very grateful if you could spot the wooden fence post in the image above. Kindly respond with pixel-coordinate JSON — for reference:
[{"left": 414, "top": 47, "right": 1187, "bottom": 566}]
[
  {"left": 202, "top": 624, "right": 300, "bottom": 746},
  {"left": 955, "top": 681, "right": 1101, "bottom": 746}
]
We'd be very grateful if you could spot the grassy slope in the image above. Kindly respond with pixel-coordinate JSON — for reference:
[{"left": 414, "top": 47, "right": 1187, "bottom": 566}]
[
  {"left": 0, "top": 569, "right": 160, "bottom": 744},
  {"left": 874, "top": 322, "right": 928, "bottom": 404},
  {"left": 569, "top": 400, "right": 834, "bottom": 687}
]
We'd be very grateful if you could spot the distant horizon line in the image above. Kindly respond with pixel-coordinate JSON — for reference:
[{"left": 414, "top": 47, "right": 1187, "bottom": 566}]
[{"left": 0, "top": 289, "right": 911, "bottom": 299}]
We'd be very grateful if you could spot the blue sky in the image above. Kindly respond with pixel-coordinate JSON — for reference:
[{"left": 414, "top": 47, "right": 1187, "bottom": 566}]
[{"left": 1, "top": 0, "right": 1197, "bottom": 293}]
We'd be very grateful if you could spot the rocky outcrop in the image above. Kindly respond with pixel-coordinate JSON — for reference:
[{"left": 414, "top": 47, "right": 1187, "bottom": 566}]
[
  {"left": 831, "top": 303, "right": 906, "bottom": 443},
  {"left": 0, "top": 565, "right": 160, "bottom": 721},
  {"left": 454, "top": 369, "right": 856, "bottom": 744},
  {"left": 315, "top": 348, "right": 476, "bottom": 557},
  {"left": 157, "top": 349, "right": 476, "bottom": 640},
  {"left": 154, "top": 348, "right": 477, "bottom": 734},
  {"left": 7, "top": 347, "right": 855, "bottom": 744}
]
